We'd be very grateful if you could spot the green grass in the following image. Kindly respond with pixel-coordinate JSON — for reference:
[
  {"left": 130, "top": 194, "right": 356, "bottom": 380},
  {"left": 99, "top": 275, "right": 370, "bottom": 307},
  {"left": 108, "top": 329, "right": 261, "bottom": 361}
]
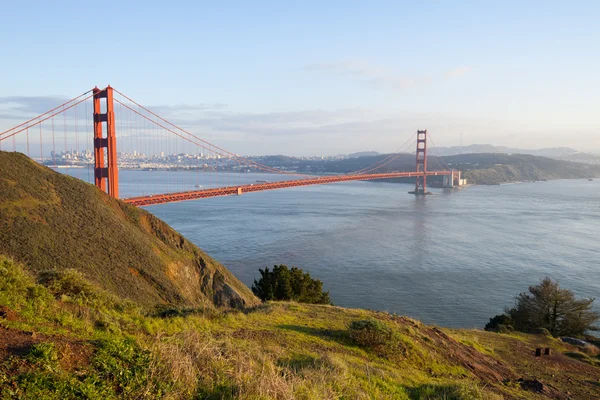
[
  {"left": 0, "top": 257, "right": 500, "bottom": 399},
  {"left": 3, "top": 257, "right": 599, "bottom": 399},
  {"left": 565, "top": 351, "right": 600, "bottom": 367},
  {"left": 25, "top": 343, "right": 59, "bottom": 370},
  {"left": 2, "top": 150, "right": 599, "bottom": 399},
  {"left": 0, "top": 151, "right": 258, "bottom": 310}
]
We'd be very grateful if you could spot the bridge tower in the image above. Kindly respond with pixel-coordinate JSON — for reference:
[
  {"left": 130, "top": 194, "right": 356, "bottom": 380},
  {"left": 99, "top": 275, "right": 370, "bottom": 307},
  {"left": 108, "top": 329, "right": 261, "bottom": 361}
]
[
  {"left": 412, "top": 130, "right": 429, "bottom": 195},
  {"left": 92, "top": 86, "right": 119, "bottom": 198}
]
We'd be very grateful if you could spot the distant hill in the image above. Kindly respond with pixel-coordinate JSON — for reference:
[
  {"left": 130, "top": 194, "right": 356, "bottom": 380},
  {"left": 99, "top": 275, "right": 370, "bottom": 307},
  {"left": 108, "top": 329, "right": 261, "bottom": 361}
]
[
  {"left": 431, "top": 145, "right": 580, "bottom": 158},
  {"left": 348, "top": 151, "right": 381, "bottom": 158},
  {"left": 255, "top": 151, "right": 600, "bottom": 185},
  {"left": 444, "top": 153, "right": 600, "bottom": 185},
  {"left": 431, "top": 145, "right": 600, "bottom": 165},
  {"left": 0, "top": 151, "right": 259, "bottom": 309}
]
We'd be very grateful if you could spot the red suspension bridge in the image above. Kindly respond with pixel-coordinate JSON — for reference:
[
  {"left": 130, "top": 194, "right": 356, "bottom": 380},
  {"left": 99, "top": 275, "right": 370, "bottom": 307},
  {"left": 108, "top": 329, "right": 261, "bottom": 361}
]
[{"left": 0, "top": 86, "right": 461, "bottom": 206}]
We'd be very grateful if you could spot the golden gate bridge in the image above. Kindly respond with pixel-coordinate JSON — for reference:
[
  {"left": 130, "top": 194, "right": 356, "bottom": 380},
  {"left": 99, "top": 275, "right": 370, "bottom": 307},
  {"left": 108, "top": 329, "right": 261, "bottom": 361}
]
[{"left": 0, "top": 86, "right": 461, "bottom": 206}]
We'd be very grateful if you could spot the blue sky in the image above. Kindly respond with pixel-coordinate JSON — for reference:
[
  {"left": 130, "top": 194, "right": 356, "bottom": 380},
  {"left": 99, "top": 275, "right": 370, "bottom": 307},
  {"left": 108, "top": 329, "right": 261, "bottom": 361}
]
[{"left": 1, "top": 1, "right": 599, "bottom": 155}]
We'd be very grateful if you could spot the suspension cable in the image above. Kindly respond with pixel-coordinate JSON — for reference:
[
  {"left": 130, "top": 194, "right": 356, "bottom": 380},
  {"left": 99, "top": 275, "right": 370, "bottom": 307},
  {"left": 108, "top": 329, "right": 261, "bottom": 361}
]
[
  {"left": 113, "top": 97, "right": 309, "bottom": 177},
  {"left": 0, "top": 90, "right": 93, "bottom": 137},
  {"left": 0, "top": 90, "right": 103, "bottom": 142},
  {"left": 112, "top": 88, "right": 313, "bottom": 177}
]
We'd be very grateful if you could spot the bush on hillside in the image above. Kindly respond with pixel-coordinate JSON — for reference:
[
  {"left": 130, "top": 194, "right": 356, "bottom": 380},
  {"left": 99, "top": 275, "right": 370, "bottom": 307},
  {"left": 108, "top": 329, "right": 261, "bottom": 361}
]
[
  {"left": 348, "top": 319, "right": 394, "bottom": 349},
  {"left": 252, "top": 265, "right": 331, "bottom": 304},
  {"left": 489, "top": 278, "right": 600, "bottom": 337},
  {"left": 484, "top": 314, "right": 514, "bottom": 333}
]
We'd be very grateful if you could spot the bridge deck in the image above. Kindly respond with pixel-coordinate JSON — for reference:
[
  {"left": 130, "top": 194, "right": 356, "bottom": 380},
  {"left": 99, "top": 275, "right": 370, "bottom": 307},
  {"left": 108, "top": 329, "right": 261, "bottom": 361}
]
[{"left": 123, "top": 171, "right": 452, "bottom": 206}]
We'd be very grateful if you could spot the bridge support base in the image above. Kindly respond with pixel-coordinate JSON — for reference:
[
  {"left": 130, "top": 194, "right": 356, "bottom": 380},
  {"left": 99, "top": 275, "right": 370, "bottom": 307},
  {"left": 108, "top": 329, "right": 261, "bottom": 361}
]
[
  {"left": 442, "top": 170, "right": 463, "bottom": 189},
  {"left": 408, "top": 189, "right": 432, "bottom": 195}
]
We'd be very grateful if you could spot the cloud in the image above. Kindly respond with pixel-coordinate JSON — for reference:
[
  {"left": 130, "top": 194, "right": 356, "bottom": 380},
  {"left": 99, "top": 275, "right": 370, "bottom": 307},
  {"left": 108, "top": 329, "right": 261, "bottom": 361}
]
[
  {"left": 307, "top": 60, "right": 471, "bottom": 90},
  {"left": 305, "top": 60, "right": 422, "bottom": 91},
  {"left": 148, "top": 103, "right": 227, "bottom": 115},
  {"left": 1, "top": 90, "right": 516, "bottom": 156},
  {"left": 0, "top": 95, "right": 71, "bottom": 118},
  {"left": 0, "top": 95, "right": 228, "bottom": 123},
  {"left": 445, "top": 66, "right": 471, "bottom": 79},
  {"left": 161, "top": 108, "right": 389, "bottom": 140}
]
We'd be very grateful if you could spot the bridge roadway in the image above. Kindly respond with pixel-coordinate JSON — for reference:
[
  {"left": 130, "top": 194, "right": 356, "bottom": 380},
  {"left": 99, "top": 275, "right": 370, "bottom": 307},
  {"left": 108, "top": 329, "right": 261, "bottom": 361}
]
[{"left": 123, "top": 170, "right": 452, "bottom": 206}]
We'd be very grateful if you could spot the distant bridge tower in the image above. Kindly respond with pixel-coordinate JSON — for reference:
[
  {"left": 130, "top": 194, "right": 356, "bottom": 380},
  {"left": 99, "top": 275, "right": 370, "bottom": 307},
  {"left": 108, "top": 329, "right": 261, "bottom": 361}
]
[
  {"left": 92, "top": 86, "right": 119, "bottom": 198},
  {"left": 412, "top": 130, "right": 428, "bottom": 195}
]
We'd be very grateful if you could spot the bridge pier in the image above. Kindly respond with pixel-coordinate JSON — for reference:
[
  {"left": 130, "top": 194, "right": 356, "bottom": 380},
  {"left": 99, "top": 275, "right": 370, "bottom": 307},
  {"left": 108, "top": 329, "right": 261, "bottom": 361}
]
[
  {"left": 442, "top": 170, "right": 464, "bottom": 188},
  {"left": 442, "top": 174, "right": 453, "bottom": 188}
]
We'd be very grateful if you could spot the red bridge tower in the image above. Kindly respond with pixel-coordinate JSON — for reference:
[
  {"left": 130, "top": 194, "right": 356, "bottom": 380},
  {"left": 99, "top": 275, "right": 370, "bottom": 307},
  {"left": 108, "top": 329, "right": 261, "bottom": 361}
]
[
  {"left": 92, "top": 86, "right": 119, "bottom": 198},
  {"left": 411, "top": 129, "right": 429, "bottom": 195}
]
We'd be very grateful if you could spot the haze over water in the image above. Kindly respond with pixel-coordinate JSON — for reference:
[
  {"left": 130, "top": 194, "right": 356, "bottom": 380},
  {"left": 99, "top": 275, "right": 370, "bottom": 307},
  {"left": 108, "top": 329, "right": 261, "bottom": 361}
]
[{"left": 69, "top": 169, "right": 600, "bottom": 328}]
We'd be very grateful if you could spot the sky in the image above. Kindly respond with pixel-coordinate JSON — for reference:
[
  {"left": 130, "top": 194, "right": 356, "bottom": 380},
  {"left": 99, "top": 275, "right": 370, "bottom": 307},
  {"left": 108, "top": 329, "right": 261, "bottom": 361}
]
[{"left": 1, "top": 1, "right": 599, "bottom": 156}]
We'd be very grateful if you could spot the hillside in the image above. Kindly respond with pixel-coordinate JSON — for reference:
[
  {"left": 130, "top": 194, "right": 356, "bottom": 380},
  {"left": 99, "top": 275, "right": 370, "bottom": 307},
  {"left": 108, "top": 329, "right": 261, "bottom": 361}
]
[
  {"left": 1, "top": 256, "right": 599, "bottom": 399},
  {"left": 250, "top": 152, "right": 600, "bottom": 185},
  {"left": 422, "top": 145, "right": 600, "bottom": 165},
  {"left": 444, "top": 153, "right": 600, "bottom": 185},
  {"left": 428, "top": 145, "right": 580, "bottom": 158},
  {"left": 0, "top": 151, "right": 258, "bottom": 309},
  {"left": 1, "top": 151, "right": 599, "bottom": 399}
]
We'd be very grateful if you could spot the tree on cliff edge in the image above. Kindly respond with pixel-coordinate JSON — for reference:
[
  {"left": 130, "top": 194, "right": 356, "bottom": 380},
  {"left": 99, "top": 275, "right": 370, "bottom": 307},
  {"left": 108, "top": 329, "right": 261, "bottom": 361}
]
[
  {"left": 498, "top": 278, "right": 599, "bottom": 337},
  {"left": 252, "top": 265, "right": 331, "bottom": 305}
]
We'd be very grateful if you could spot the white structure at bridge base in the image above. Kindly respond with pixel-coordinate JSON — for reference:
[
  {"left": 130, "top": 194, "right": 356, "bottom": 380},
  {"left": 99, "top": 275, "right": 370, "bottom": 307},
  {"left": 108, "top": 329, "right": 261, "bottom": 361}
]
[{"left": 443, "top": 170, "right": 467, "bottom": 188}]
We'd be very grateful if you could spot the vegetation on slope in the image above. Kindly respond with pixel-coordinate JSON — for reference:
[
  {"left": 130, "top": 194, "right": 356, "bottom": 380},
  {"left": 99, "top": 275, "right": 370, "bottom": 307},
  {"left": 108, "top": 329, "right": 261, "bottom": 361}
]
[
  {"left": 252, "top": 265, "right": 331, "bottom": 304},
  {"left": 486, "top": 278, "right": 599, "bottom": 337},
  {"left": 0, "top": 151, "right": 258, "bottom": 309},
  {"left": 1, "top": 256, "right": 600, "bottom": 399}
]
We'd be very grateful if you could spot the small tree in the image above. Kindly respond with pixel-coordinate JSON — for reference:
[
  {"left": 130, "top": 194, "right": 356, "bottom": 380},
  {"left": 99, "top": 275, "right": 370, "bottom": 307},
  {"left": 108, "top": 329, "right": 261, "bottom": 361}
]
[
  {"left": 505, "top": 278, "right": 599, "bottom": 337},
  {"left": 484, "top": 314, "right": 514, "bottom": 332},
  {"left": 252, "top": 265, "right": 331, "bottom": 304}
]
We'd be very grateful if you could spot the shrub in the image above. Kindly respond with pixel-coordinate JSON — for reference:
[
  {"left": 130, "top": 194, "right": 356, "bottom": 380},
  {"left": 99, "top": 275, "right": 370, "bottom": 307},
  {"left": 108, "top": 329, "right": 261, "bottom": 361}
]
[
  {"left": 39, "top": 269, "right": 99, "bottom": 303},
  {"left": 252, "top": 265, "right": 331, "bottom": 304},
  {"left": 26, "top": 343, "right": 58, "bottom": 370},
  {"left": 532, "top": 328, "right": 552, "bottom": 337},
  {"left": 348, "top": 319, "right": 393, "bottom": 349},
  {"left": 484, "top": 314, "right": 514, "bottom": 332}
]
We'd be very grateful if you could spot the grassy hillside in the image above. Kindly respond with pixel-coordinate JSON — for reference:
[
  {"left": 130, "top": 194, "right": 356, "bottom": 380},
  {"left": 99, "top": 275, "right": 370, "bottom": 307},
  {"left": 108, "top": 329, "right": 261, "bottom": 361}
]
[
  {"left": 2, "top": 150, "right": 599, "bottom": 399},
  {"left": 1, "top": 256, "right": 599, "bottom": 399},
  {"left": 0, "top": 151, "right": 258, "bottom": 309}
]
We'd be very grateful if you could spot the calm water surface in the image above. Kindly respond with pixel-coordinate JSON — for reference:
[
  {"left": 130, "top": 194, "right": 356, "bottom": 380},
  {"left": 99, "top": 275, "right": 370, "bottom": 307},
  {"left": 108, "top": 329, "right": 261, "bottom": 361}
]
[{"left": 67, "top": 169, "right": 600, "bottom": 328}]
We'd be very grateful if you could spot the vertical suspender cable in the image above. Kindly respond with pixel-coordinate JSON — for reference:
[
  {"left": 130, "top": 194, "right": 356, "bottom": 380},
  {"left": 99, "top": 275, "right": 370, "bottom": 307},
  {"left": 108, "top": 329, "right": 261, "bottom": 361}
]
[
  {"left": 52, "top": 118, "right": 56, "bottom": 168},
  {"left": 26, "top": 127, "right": 30, "bottom": 157},
  {"left": 85, "top": 97, "right": 90, "bottom": 183},
  {"left": 39, "top": 123, "right": 43, "bottom": 163}
]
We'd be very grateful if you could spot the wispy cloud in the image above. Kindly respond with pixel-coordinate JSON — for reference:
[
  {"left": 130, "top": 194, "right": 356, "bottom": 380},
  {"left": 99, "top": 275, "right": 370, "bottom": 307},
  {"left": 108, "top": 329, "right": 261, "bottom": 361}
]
[
  {"left": 306, "top": 60, "right": 471, "bottom": 90},
  {"left": 305, "top": 60, "right": 422, "bottom": 91},
  {"left": 148, "top": 103, "right": 228, "bottom": 115},
  {"left": 159, "top": 108, "right": 380, "bottom": 139},
  {"left": 1, "top": 90, "right": 513, "bottom": 156},
  {"left": 0, "top": 95, "right": 70, "bottom": 118},
  {"left": 445, "top": 66, "right": 471, "bottom": 79}
]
